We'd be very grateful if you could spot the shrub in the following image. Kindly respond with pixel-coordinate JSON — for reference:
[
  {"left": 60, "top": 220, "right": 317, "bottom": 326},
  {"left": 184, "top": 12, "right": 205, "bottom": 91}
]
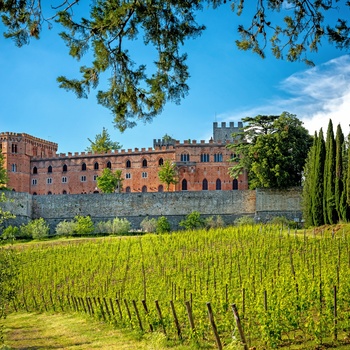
[
  {"left": 73, "top": 215, "right": 94, "bottom": 236},
  {"left": 156, "top": 216, "right": 171, "bottom": 234},
  {"left": 234, "top": 216, "right": 255, "bottom": 226},
  {"left": 140, "top": 217, "right": 158, "bottom": 233},
  {"left": 1, "top": 225, "right": 18, "bottom": 242},
  {"left": 21, "top": 218, "right": 49, "bottom": 240},
  {"left": 179, "top": 211, "right": 205, "bottom": 230},
  {"left": 55, "top": 220, "right": 77, "bottom": 237},
  {"left": 109, "top": 217, "right": 131, "bottom": 235},
  {"left": 205, "top": 215, "right": 225, "bottom": 229},
  {"left": 268, "top": 216, "right": 298, "bottom": 229}
]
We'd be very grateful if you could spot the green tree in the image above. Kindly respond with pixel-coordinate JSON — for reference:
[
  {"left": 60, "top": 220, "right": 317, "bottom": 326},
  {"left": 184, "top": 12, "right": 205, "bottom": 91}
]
[
  {"left": 179, "top": 211, "right": 205, "bottom": 230},
  {"left": 97, "top": 168, "right": 123, "bottom": 193},
  {"left": 0, "top": 149, "right": 7, "bottom": 189},
  {"left": 323, "top": 120, "right": 337, "bottom": 224},
  {"left": 2, "top": 1, "right": 350, "bottom": 130},
  {"left": 312, "top": 128, "right": 326, "bottom": 227},
  {"left": 86, "top": 127, "right": 122, "bottom": 153},
  {"left": 158, "top": 160, "right": 178, "bottom": 191},
  {"left": 229, "top": 112, "right": 312, "bottom": 189}
]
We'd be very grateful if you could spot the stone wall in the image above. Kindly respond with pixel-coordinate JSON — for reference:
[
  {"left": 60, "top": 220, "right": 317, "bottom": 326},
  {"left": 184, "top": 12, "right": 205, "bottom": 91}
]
[{"left": 1, "top": 188, "right": 303, "bottom": 232}]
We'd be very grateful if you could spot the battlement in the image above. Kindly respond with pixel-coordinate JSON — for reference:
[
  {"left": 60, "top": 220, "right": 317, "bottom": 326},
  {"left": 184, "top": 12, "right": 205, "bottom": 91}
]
[
  {"left": 213, "top": 121, "right": 243, "bottom": 143},
  {"left": 0, "top": 131, "right": 58, "bottom": 150}
]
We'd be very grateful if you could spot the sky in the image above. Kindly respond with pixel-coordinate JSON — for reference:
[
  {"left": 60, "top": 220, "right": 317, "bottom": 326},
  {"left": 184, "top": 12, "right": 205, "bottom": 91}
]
[{"left": 1, "top": 3, "right": 350, "bottom": 154}]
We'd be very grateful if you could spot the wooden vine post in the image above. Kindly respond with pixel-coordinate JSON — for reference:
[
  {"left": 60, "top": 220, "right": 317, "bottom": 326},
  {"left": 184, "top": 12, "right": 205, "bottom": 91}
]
[
  {"left": 231, "top": 303, "right": 248, "bottom": 350},
  {"left": 185, "top": 300, "right": 195, "bottom": 333},
  {"left": 206, "top": 302, "right": 222, "bottom": 350},
  {"left": 170, "top": 300, "right": 182, "bottom": 339}
]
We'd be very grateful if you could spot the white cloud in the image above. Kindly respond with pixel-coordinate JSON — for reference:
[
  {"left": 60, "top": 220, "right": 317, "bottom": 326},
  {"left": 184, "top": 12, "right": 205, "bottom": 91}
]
[{"left": 221, "top": 55, "right": 350, "bottom": 137}]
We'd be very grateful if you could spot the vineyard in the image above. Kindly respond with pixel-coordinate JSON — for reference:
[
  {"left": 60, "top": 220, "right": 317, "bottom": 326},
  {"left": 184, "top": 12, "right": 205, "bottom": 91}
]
[{"left": 10, "top": 224, "right": 350, "bottom": 349}]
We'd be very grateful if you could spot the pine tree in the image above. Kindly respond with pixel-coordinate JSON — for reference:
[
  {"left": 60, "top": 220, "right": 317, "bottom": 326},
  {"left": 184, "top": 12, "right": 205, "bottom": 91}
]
[
  {"left": 323, "top": 120, "right": 337, "bottom": 224},
  {"left": 312, "top": 129, "right": 326, "bottom": 227},
  {"left": 302, "top": 132, "right": 317, "bottom": 227}
]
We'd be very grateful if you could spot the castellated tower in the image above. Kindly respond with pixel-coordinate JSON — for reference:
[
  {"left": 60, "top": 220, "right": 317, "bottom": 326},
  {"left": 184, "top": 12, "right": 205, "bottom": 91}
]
[
  {"left": 0, "top": 132, "right": 57, "bottom": 192},
  {"left": 213, "top": 122, "right": 243, "bottom": 143}
]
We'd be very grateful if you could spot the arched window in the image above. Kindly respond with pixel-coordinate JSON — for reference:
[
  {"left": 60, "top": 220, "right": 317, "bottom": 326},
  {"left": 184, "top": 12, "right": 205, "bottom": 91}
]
[
  {"left": 158, "top": 185, "right": 164, "bottom": 192},
  {"left": 62, "top": 190, "right": 67, "bottom": 194},
  {"left": 63, "top": 164, "right": 67, "bottom": 172},
  {"left": 233, "top": 179, "right": 238, "bottom": 190},
  {"left": 142, "top": 159, "right": 147, "bottom": 167},
  {"left": 182, "top": 179, "right": 187, "bottom": 191},
  {"left": 158, "top": 158, "right": 164, "bottom": 166},
  {"left": 47, "top": 191, "right": 52, "bottom": 195},
  {"left": 126, "top": 160, "right": 131, "bottom": 168},
  {"left": 181, "top": 153, "right": 190, "bottom": 162},
  {"left": 82, "top": 163, "right": 87, "bottom": 171},
  {"left": 33, "top": 192, "right": 37, "bottom": 196},
  {"left": 107, "top": 161, "right": 112, "bottom": 169},
  {"left": 48, "top": 165, "right": 52, "bottom": 173},
  {"left": 11, "top": 164, "right": 17, "bottom": 172},
  {"left": 11, "top": 144, "right": 17, "bottom": 153},
  {"left": 94, "top": 162, "right": 99, "bottom": 170},
  {"left": 216, "top": 179, "right": 221, "bottom": 190},
  {"left": 126, "top": 186, "right": 131, "bottom": 193},
  {"left": 33, "top": 167, "right": 38, "bottom": 174},
  {"left": 142, "top": 185, "right": 147, "bottom": 193},
  {"left": 202, "top": 178, "right": 208, "bottom": 191}
]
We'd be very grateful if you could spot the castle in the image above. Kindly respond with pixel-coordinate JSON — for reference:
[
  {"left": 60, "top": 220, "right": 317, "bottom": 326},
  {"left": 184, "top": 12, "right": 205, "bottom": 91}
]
[{"left": 0, "top": 122, "right": 248, "bottom": 195}]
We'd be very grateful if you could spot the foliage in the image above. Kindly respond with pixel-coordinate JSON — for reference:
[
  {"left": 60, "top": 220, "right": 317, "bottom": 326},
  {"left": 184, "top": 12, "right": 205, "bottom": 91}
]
[
  {"left": 234, "top": 215, "right": 255, "bottom": 226},
  {"left": 204, "top": 215, "right": 225, "bottom": 229},
  {"left": 140, "top": 217, "right": 157, "bottom": 233},
  {"left": 20, "top": 218, "right": 49, "bottom": 240},
  {"left": 179, "top": 211, "right": 204, "bottom": 230},
  {"left": 156, "top": 216, "right": 171, "bottom": 234},
  {"left": 267, "top": 216, "right": 297, "bottom": 229},
  {"left": 229, "top": 112, "right": 312, "bottom": 189},
  {"left": 2, "top": 1, "right": 350, "bottom": 129},
  {"left": 0, "top": 150, "right": 8, "bottom": 189},
  {"left": 158, "top": 160, "right": 178, "bottom": 191},
  {"left": 0, "top": 193, "right": 15, "bottom": 230},
  {"left": 1, "top": 225, "right": 18, "bottom": 243},
  {"left": 55, "top": 220, "right": 77, "bottom": 237},
  {"left": 73, "top": 215, "right": 94, "bottom": 236},
  {"left": 94, "top": 217, "right": 131, "bottom": 235},
  {"left": 86, "top": 127, "right": 122, "bottom": 153},
  {"left": 97, "top": 168, "right": 123, "bottom": 193}
]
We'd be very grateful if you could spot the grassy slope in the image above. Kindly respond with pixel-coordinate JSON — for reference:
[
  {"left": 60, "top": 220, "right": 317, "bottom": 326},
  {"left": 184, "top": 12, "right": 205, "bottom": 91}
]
[{"left": 2, "top": 312, "right": 193, "bottom": 350}]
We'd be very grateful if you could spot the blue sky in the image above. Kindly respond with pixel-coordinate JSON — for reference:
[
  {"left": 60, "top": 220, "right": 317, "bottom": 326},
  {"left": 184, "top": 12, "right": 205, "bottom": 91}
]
[{"left": 1, "top": 3, "right": 349, "bottom": 154}]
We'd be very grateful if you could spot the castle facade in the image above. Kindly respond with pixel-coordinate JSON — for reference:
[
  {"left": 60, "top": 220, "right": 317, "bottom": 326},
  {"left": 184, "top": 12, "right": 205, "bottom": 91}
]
[{"left": 0, "top": 122, "right": 248, "bottom": 195}]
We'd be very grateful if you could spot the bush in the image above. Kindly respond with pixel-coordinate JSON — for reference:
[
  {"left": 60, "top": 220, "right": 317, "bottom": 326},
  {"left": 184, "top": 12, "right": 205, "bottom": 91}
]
[
  {"left": 20, "top": 218, "right": 49, "bottom": 240},
  {"left": 179, "top": 211, "right": 205, "bottom": 230},
  {"left": 55, "top": 220, "right": 77, "bottom": 237},
  {"left": 205, "top": 215, "right": 225, "bottom": 229},
  {"left": 73, "top": 216, "right": 94, "bottom": 236},
  {"left": 268, "top": 216, "right": 298, "bottom": 229},
  {"left": 156, "top": 216, "right": 171, "bottom": 234},
  {"left": 140, "top": 217, "right": 157, "bottom": 233},
  {"left": 1, "top": 225, "right": 18, "bottom": 242},
  {"left": 96, "top": 218, "right": 131, "bottom": 235},
  {"left": 234, "top": 216, "right": 255, "bottom": 226}
]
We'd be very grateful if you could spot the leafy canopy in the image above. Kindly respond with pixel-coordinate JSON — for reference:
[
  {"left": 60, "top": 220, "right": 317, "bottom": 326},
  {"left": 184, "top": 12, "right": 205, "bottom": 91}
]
[
  {"left": 86, "top": 127, "right": 122, "bottom": 153},
  {"left": 229, "top": 112, "right": 312, "bottom": 189},
  {"left": 158, "top": 160, "right": 178, "bottom": 191},
  {"left": 1, "top": 1, "right": 349, "bottom": 130},
  {"left": 97, "top": 168, "right": 123, "bottom": 193}
]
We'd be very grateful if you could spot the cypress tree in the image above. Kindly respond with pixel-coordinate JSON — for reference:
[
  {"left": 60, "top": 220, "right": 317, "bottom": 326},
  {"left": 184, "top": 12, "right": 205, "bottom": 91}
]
[
  {"left": 323, "top": 120, "right": 337, "bottom": 224},
  {"left": 346, "top": 133, "right": 350, "bottom": 220},
  {"left": 302, "top": 133, "right": 317, "bottom": 227},
  {"left": 335, "top": 124, "right": 346, "bottom": 221},
  {"left": 312, "top": 129, "right": 326, "bottom": 227}
]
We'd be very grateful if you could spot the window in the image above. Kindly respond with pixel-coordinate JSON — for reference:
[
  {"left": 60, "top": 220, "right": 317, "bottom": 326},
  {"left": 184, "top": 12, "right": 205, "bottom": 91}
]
[
  {"left": 126, "top": 160, "right": 131, "bottom": 168},
  {"left": 158, "top": 185, "right": 164, "bottom": 192},
  {"left": 48, "top": 165, "right": 52, "bottom": 173},
  {"left": 47, "top": 191, "right": 52, "bottom": 195},
  {"left": 142, "top": 172, "right": 147, "bottom": 178},
  {"left": 32, "top": 179, "right": 37, "bottom": 185},
  {"left": 33, "top": 192, "right": 37, "bottom": 196},
  {"left": 126, "top": 186, "right": 131, "bottom": 193},
  {"left": 181, "top": 153, "right": 189, "bottom": 162},
  {"left": 82, "top": 163, "right": 87, "bottom": 171},
  {"left": 63, "top": 190, "right": 67, "bottom": 194},
  {"left": 182, "top": 179, "right": 187, "bottom": 191},
  {"left": 158, "top": 158, "right": 164, "bottom": 166},
  {"left": 63, "top": 164, "right": 68, "bottom": 172},
  {"left": 62, "top": 177, "right": 67, "bottom": 183},
  {"left": 94, "top": 162, "right": 99, "bottom": 170},
  {"left": 214, "top": 153, "right": 223, "bottom": 162},
  {"left": 201, "top": 154, "right": 210, "bottom": 162},
  {"left": 107, "top": 161, "right": 111, "bottom": 169},
  {"left": 233, "top": 179, "right": 238, "bottom": 190},
  {"left": 202, "top": 178, "right": 208, "bottom": 190},
  {"left": 11, "top": 164, "right": 17, "bottom": 172},
  {"left": 142, "top": 185, "right": 147, "bottom": 193},
  {"left": 125, "top": 173, "right": 131, "bottom": 179},
  {"left": 33, "top": 167, "right": 38, "bottom": 174},
  {"left": 81, "top": 175, "right": 87, "bottom": 182},
  {"left": 142, "top": 159, "right": 148, "bottom": 167},
  {"left": 47, "top": 178, "right": 52, "bottom": 184},
  {"left": 11, "top": 144, "right": 17, "bottom": 153},
  {"left": 216, "top": 179, "right": 221, "bottom": 190},
  {"left": 93, "top": 175, "right": 98, "bottom": 181}
]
